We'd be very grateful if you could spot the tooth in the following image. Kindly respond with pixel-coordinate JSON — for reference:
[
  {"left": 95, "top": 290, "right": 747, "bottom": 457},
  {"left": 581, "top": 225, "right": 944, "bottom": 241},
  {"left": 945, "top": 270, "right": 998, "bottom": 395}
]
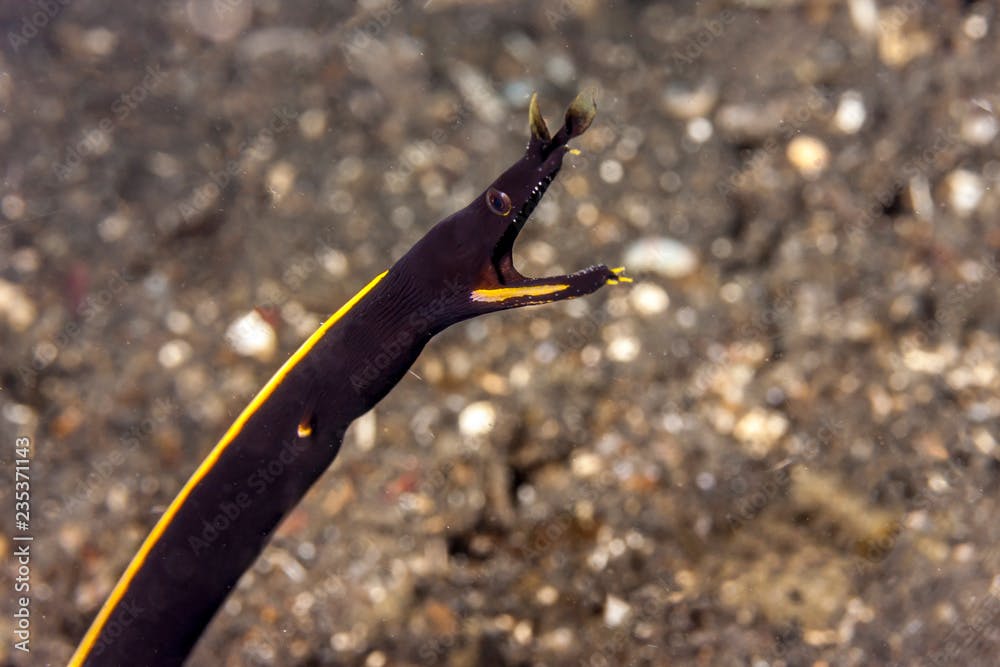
[
  {"left": 529, "top": 93, "right": 551, "bottom": 142},
  {"left": 565, "top": 87, "right": 598, "bottom": 138}
]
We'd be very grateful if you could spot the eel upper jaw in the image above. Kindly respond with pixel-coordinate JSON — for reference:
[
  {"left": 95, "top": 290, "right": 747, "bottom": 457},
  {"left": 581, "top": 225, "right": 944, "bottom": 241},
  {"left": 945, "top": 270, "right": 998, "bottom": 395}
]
[
  {"left": 489, "top": 159, "right": 561, "bottom": 287},
  {"left": 488, "top": 150, "right": 610, "bottom": 291}
]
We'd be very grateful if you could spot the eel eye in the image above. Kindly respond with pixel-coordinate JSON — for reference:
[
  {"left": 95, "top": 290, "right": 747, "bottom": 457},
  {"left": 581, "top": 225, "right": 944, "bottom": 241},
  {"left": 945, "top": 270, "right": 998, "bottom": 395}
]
[{"left": 486, "top": 188, "right": 512, "bottom": 216}]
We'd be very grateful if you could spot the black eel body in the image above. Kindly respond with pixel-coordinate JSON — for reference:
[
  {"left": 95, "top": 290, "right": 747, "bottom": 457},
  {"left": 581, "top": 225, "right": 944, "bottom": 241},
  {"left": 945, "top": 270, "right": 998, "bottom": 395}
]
[{"left": 70, "top": 90, "right": 627, "bottom": 666}]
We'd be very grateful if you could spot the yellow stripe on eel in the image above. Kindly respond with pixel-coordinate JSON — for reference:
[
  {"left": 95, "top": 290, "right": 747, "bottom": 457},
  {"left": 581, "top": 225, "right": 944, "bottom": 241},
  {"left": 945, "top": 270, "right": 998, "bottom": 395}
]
[
  {"left": 471, "top": 283, "right": 569, "bottom": 303},
  {"left": 67, "top": 269, "right": 388, "bottom": 667}
]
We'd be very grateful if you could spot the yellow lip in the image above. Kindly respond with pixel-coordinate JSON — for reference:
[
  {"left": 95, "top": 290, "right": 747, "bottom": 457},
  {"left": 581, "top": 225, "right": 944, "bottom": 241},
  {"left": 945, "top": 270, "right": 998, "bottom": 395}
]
[{"left": 471, "top": 283, "right": 569, "bottom": 303}]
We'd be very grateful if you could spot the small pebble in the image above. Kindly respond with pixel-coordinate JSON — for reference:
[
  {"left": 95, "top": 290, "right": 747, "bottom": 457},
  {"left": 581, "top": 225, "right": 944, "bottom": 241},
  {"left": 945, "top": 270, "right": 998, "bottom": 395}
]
[
  {"left": 607, "top": 335, "right": 640, "bottom": 363},
  {"left": 944, "top": 169, "right": 984, "bottom": 216},
  {"left": 98, "top": 213, "right": 131, "bottom": 242},
  {"left": 106, "top": 483, "right": 130, "bottom": 513},
  {"left": 266, "top": 161, "right": 296, "bottom": 203},
  {"left": 963, "top": 14, "right": 989, "bottom": 40},
  {"left": 82, "top": 127, "right": 112, "bottom": 156},
  {"left": 661, "top": 80, "right": 718, "bottom": 120},
  {"left": 225, "top": 310, "right": 277, "bottom": 361},
  {"left": 961, "top": 109, "right": 997, "bottom": 146},
  {"left": 544, "top": 54, "right": 576, "bottom": 86},
  {"left": 0, "top": 279, "right": 37, "bottom": 331},
  {"left": 719, "top": 282, "right": 743, "bottom": 304},
  {"left": 833, "top": 91, "right": 866, "bottom": 134},
  {"left": 82, "top": 28, "right": 117, "bottom": 57},
  {"left": 58, "top": 524, "right": 87, "bottom": 553},
  {"left": 786, "top": 135, "right": 829, "bottom": 178},
  {"left": 603, "top": 594, "right": 631, "bottom": 627},
  {"left": 298, "top": 108, "right": 328, "bottom": 140},
  {"left": 847, "top": 0, "right": 878, "bottom": 38},
  {"left": 11, "top": 248, "right": 40, "bottom": 273},
  {"left": 3, "top": 402, "right": 36, "bottom": 426},
  {"left": 624, "top": 236, "right": 699, "bottom": 278},
  {"left": 149, "top": 152, "right": 181, "bottom": 178},
  {"left": 908, "top": 174, "right": 934, "bottom": 220},
  {"left": 599, "top": 159, "right": 624, "bottom": 184},
  {"left": 676, "top": 307, "right": 697, "bottom": 328},
  {"left": 536, "top": 585, "right": 559, "bottom": 605},
  {"left": 576, "top": 202, "right": 599, "bottom": 226},
  {"left": 331, "top": 632, "right": 355, "bottom": 651},
  {"left": 696, "top": 472, "right": 716, "bottom": 491},
  {"left": 513, "top": 619, "right": 533, "bottom": 644},
  {"left": 878, "top": 16, "right": 933, "bottom": 67},
  {"left": 319, "top": 248, "right": 349, "bottom": 278},
  {"left": 629, "top": 283, "right": 669, "bottom": 316},
  {"left": 354, "top": 410, "right": 377, "bottom": 451},
  {"left": 952, "top": 543, "right": 975, "bottom": 563},
  {"left": 971, "top": 428, "right": 996, "bottom": 456},
  {"left": 734, "top": 408, "right": 789, "bottom": 456},
  {"left": 187, "top": 0, "right": 253, "bottom": 42},
  {"left": 540, "top": 627, "right": 573, "bottom": 652},
  {"left": 686, "top": 117, "right": 713, "bottom": 143},
  {"left": 1, "top": 193, "right": 25, "bottom": 219},
  {"left": 571, "top": 451, "right": 603, "bottom": 477},
  {"left": 580, "top": 345, "right": 601, "bottom": 367},
  {"left": 158, "top": 339, "right": 192, "bottom": 369},
  {"left": 165, "top": 310, "right": 193, "bottom": 335},
  {"left": 458, "top": 401, "right": 495, "bottom": 437}
]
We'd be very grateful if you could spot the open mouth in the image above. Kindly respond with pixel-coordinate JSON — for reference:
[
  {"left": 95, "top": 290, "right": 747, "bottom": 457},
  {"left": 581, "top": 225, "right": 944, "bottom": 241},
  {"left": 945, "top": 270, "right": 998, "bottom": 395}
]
[
  {"left": 471, "top": 90, "right": 629, "bottom": 306},
  {"left": 490, "top": 166, "right": 560, "bottom": 286},
  {"left": 488, "top": 150, "right": 615, "bottom": 293}
]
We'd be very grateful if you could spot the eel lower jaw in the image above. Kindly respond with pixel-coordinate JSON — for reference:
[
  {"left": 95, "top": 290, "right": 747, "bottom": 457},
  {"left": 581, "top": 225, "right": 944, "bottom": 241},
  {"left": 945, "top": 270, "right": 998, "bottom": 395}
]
[
  {"left": 488, "top": 228, "right": 619, "bottom": 299},
  {"left": 500, "top": 260, "right": 610, "bottom": 289},
  {"left": 471, "top": 261, "right": 617, "bottom": 305}
]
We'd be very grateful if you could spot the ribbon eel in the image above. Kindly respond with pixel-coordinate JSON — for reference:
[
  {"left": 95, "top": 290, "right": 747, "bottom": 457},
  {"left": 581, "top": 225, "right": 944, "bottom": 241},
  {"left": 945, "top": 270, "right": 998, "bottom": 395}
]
[{"left": 70, "top": 90, "right": 629, "bottom": 666}]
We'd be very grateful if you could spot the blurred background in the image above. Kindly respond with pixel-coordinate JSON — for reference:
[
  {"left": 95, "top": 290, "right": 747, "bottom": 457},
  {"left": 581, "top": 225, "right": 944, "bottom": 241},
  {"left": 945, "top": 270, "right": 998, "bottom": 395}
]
[{"left": 1, "top": 1, "right": 999, "bottom": 665}]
